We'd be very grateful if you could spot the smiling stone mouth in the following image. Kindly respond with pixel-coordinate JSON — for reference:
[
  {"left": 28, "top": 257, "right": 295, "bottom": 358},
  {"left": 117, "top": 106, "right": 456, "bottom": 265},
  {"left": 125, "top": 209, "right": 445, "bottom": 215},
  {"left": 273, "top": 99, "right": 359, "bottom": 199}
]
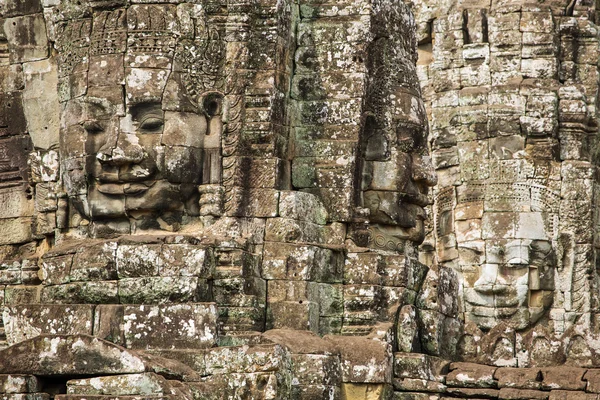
[{"left": 96, "top": 181, "right": 155, "bottom": 195}]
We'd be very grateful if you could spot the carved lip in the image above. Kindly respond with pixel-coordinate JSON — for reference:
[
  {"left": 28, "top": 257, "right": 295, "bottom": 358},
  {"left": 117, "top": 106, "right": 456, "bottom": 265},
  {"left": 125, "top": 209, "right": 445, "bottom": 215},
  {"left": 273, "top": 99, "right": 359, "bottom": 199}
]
[
  {"left": 468, "top": 305, "right": 521, "bottom": 318},
  {"left": 96, "top": 181, "right": 155, "bottom": 195},
  {"left": 401, "top": 191, "right": 431, "bottom": 207}
]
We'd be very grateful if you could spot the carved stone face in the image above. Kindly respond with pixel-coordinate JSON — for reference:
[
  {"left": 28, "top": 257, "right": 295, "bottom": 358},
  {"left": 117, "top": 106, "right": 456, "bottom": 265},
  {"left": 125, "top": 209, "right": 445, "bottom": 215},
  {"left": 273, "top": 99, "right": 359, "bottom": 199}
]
[
  {"left": 360, "top": 43, "right": 438, "bottom": 249},
  {"left": 63, "top": 73, "right": 204, "bottom": 222},
  {"left": 362, "top": 120, "right": 437, "bottom": 245},
  {"left": 461, "top": 212, "right": 556, "bottom": 331},
  {"left": 59, "top": 6, "right": 222, "bottom": 231}
]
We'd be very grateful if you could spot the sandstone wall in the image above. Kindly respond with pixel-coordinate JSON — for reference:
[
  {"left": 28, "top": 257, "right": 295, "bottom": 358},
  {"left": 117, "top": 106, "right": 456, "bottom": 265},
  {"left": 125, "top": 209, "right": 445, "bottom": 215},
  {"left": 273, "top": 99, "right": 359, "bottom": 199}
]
[{"left": 413, "top": 0, "right": 600, "bottom": 366}]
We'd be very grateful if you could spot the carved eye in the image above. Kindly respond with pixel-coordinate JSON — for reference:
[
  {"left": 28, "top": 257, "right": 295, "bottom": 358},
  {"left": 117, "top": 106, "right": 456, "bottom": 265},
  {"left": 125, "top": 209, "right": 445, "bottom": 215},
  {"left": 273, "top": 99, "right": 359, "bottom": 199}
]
[
  {"left": 139, "top": 117, "right": 164, "bottom": 131},
  {"left": 82, "top": 120, "right": 104, "bottom": 133}
]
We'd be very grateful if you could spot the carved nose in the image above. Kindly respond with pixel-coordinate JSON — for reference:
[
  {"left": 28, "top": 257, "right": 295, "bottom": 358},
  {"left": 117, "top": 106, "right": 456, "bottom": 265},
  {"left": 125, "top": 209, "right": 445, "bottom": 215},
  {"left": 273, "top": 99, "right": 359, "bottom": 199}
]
[
  {"left": 97, "top": 133, "right": 144, "bottom": 166},
  {"left": 474, "top": 264, "right": 502, "bottom": 294},
  {"left": 411, "top": 154, "right": 437, "bottom": 187}
]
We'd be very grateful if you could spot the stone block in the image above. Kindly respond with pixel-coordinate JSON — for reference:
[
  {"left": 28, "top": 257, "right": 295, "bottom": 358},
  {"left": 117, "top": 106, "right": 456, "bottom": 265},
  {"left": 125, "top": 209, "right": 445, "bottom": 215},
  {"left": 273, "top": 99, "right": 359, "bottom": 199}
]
[
  {"left": 55, "top": 396, "right": 168, "bottom": 400},
  {"left": 393, "top": 353, "right": 449, "bottom": 383},
  {"left": 3, "top": 304, "right": 94, "bottom": 346},
  {"left": 159, "top": 244, "right": 213, "bottom": 278},
  {"left": 116, "top": 244, "right": 162, "bottom": 278},
  {"left": 70, "top": 241, "right": 118, "bottom": 282},
  {"left": 40, "top": 282, "right": 118, "bottom": 304},
  {"left": 268, "top": 280, "right": 319, "bottom": 304},
  {"left": 265, "top": 218, "right": 345, "bottom": 246},
  {"left": 124, "top": 68, "right": 169, "bottom": 104},
  {"left": 267, "top": 300, "right": 319, "bottom": 332},
  {"left": 0, "top": 218, "right": 32, "bottom": 246},
  {"left": 520, "top": 11, "right": 554, "bottom": 33},
  {"left": 0, "top": 189, "right": 33, "bottom": 220},
  {"left": 548, "top": 390, "right": 598, "bottom": 400},
  {"left": 291, "top": 71, "right": 365, "bottom": 101},
  {"left": 327, "top": 335, "right": 391, "bottom": 383},
  {"left": 40, "top": 253, "right": 73, "bottom": 285},
  {"left": 0, "top": 0, "right": 42, "bottom": 17},
  {"left": 0, "top": 335, "right": 146, "bottom": 375},
  {"left": 340, "top": 383, "right": 392, "bottom": 400},
  {"left": 217, "top": 305, "right": 265, "bottom": 334},
  {"left": 291, "top": 353, "right": 341, "bottom": 386},
  {"left": 344, "top": 253, "right": 382, "bottom": 285},
  {"left": 22, "top": 59, "right": 60, "bottom": 150},
  {"left": 262, "top": 328, "right": 337, "bottom": 355},
  {"left": 0, "top": 375, "right": 40, "bottom": 393},
  {"left": 279, "top": 191, "right": 328, "bottom": 225},
  {"left": 584, "top": 369, "right": 600, "bottom": 393},
  {"left": 498, "top": 388, "right": 549, "bottom": 399},
  {"left": 392, "top": 378, "right": 446, "bottom": 393},
  {"left": 66, "top": 373, "right": 168, "bottom": 396},
  {"left": 93, "top": 305, "right": 125, "bottom": 346},
  {"left": 212, "top": 277, "right": 265, "bottom": 307},
  {"left": 225, "top": 188, "right": 279, "bottom": 218},
  {"left": 446, "top": 387, "right": 500, "bottom": 398},
  {"left": 4, "top": 15, "right": 48, "bottom": 63},
  {"left": 303, "top": 187, "right": 353, "bottom": 222},
  {"left": 118, "top": 277, "right": 197, "bottom": 304},
  {"left": 230, "top": 157, "right": 286, "bottom": 189},
  {"left": 145, "top": 349, "right": 206, "bottom": 375},
  {"left": 496, "top": 367, "right": 542, "bottom": 389},
  {"left": 204, "top": 344, "right": 288, "bottom": 375},
  {"left": 262, "top": 242, "right": 343, "bottom": 283},
  {"left": 4, "top": 286, "right": 41, "bottom": 305},
  {"left": 188, "top": 372, "right": 284, "bottom": 399},
  {"left": 541, "top": 367, "right": 586, "bottom": 391},
  {"left": 0, "top": 269, "right": 21, "bottom": 285},
  {"left": 446, "top": 362, "right": 497, "bottom": 388},
  {"left": 292, "top": 384, "right": 341, "bottom": 400},
  {"left": 123, "top": 304, "right": 217, "bottom": 350},
  {"left": 0, "top": 394, "right": 49, "bottom": 400}
]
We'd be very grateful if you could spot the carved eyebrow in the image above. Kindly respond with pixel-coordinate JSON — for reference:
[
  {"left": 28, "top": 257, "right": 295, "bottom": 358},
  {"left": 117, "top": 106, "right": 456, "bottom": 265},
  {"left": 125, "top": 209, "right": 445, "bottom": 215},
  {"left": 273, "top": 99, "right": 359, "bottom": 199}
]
[
  {"left": 84, "top": 97, "right": 110, "bottom": 109},
  {"left": 128, "top": 101, "right": 163, "bottom": 120},
  {"left": 83, "top": 97, "right": 112, "bottom": 115}
]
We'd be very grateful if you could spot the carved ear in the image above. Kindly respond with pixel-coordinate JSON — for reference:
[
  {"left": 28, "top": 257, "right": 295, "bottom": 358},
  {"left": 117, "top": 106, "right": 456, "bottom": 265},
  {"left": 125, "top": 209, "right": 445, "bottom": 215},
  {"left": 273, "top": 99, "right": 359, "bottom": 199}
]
[{"left": 199, "top": 92, "right": 225, "bottom": 118}]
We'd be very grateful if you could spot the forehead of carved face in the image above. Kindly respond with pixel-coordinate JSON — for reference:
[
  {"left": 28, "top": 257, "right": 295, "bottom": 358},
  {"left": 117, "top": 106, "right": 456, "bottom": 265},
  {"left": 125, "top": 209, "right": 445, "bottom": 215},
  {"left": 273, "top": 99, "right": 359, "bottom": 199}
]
[
  {"left": 462, "top": 212, "right": 556, "bottom": 331},
  {"left": 59, "top": 6, "right": 223, "bottom": 229}
]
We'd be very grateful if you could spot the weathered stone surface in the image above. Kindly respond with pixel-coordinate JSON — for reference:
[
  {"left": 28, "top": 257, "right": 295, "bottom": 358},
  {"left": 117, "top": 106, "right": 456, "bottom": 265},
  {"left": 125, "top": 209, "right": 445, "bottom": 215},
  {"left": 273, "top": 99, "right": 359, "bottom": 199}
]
[
  {"left": 66, "top": 373, "right": 168, "bottom": 396},
  {"left": 584, "top": 369, "right": 600, "bottom": 393},
  {"left": 203, "top": 344, "right": 289, "bottom": 375},
  {"left": 498, "top": 388, "right": 550, "bottom": 400},
  {"left": 22, "top": 59, "right": 60, "bottom": 150},
  {"left": 122, "top": 304, "right": 217, "bottom": 350},
  {"left": 446, "top": 363, "right": 497, "bottom": 388},
  {"left": 0, "top": 375, "right": 40, "bottom": 393},
  {"left": 3, "top": 304, "right": 94, "bottom": 346},
  {"left": 4, "top": 15, "right": 48, "bottom": 63},
  {"left": 2, "top": 0, "right": 600, "bottom": 395},
  {"left": 326, "top": 335, "right": 392, "bottom": 383},
  {"left": 541, "top": 367, "right": 586, "bottom": 391},
  {"left": 0, "top": 335, "right": 146, "bottom": 375},
  {"left": 548, "top": 390, "right": 598, "bottom": 400},
  {"left": 392, "top": 377, "right": 446, "bottom": 393},
  {"left": 495, "top": 368, "right": 542, "bottom": 389},
  {"left": 394, "top": 353, "right": 450, "bottom": 383}
]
